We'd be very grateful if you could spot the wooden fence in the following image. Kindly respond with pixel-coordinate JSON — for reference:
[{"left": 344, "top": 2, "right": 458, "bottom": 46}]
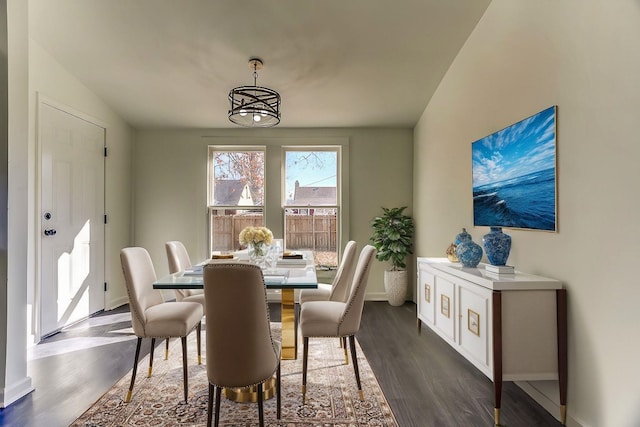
[{"left": 211, "top": 213, "right": 337, "bottom": 253}]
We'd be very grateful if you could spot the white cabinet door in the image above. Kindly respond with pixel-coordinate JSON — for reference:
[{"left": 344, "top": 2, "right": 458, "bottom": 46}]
[
  {"left": 434, "top": 276, "right": 455, "bottom": 342},
  {"left": 418, "top": 266, "right": 435, "bottom": 325},
  {"left": 458, "top": 282, "right": 492, "bottom": 377}
]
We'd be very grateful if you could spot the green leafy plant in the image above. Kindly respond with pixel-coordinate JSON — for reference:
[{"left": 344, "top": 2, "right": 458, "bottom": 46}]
[{"left": 370, "top": 206, "right": 414, "bottom": 270}]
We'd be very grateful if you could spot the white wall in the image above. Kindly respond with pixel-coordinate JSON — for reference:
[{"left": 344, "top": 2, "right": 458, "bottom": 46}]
[
  {"left": 414, "top": 1, "right": 640, "bottom": 426},
  {"left": 0, "top": 0, "right": 33, "bottom": 408},
  {"left": 28, "top": 41, "right": 134, "bottom": 311},
  {"left": 133, "top": 127, "right": 413, "bottom": 300}
]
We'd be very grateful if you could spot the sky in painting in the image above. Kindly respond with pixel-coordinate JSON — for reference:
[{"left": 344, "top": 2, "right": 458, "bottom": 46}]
[{"left": 472, "top": 106, "right": 556, "bottom": 188}]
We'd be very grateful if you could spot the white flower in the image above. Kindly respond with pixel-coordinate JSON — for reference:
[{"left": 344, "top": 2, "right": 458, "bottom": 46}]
[{"left": 239, "top": 226, "right": 274, "bottom": 246}]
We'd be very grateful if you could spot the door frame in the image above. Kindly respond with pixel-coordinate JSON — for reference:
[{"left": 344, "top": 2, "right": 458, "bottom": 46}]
[{"left": 34, "top": 93, "right": 107, "bottom": 343}]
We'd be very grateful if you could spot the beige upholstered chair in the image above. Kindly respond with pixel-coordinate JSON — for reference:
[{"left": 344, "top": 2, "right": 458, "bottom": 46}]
[
  {"left": 299, "top": 240, "right": 358, "bottom": 304},
  {"left": 203, "top": 263, "right": 281, "bottom": 427},
  {"left": 299, "top": 240, "right": 358, "bottom": 363},
  {"left": 120, "top": 247, "right": 203, "bottom": 403},
  {"left": 165, "top": 241, "right": 206, "bottom": 359},
  {"left": 165, "top": 241, "right": 206, "bottom": 304},
  {"left": 299, "top": 244, "right": 376, "bottom": 403}
]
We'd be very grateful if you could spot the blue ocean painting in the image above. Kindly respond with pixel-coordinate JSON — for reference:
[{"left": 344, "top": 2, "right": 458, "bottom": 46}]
[{"left": 472, "top": 106, "right": 557, "bottom": 231}]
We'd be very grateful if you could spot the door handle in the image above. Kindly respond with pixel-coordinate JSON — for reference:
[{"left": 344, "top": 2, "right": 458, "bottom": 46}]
[{"left": 44, "top": 229, "right": 57, "bottom": 236}]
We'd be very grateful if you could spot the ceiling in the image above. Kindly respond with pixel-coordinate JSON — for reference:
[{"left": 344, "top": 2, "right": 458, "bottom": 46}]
[{"left": 28, "top": 0, "right": 491, "bottom": 129}]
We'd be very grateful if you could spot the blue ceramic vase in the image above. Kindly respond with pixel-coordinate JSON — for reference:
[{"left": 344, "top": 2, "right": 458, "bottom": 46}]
[
  {"left": 454, "top": 228, "right": 483, "bottom": 268},
  {"left": 482, "top": 227, "right": 511, "bottom": 266}
]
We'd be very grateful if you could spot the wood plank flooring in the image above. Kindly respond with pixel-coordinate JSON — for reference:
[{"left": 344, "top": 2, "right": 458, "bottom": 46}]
[
  {"left": 0, "top": 302, "right": 562, "bottom": 427},
  {"left": 358, "top": 302, "right": 562, "bottom": 427}
]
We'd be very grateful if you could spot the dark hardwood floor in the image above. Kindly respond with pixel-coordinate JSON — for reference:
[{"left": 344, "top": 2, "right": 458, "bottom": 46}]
[
  {"left": 358, "top": 302, "right": 562, "bottom": 427},
  {"left": 0, "top": 302, "right": 561, "bottom": 427}
]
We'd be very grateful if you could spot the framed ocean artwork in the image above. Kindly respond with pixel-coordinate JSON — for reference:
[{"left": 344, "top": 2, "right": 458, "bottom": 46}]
[{"left": 472, "top": 106, "right": 557, "bottom": 232}]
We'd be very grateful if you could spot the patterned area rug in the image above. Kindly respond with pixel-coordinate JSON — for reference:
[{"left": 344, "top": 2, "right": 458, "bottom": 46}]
[{"left": 72, "top": 324, "right": 398, "bottom": 426}]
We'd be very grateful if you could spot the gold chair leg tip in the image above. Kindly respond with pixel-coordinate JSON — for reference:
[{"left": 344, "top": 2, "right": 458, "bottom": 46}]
[
  {"left": 358, "top": 390, "right": 364, "bottom": 401},
  {"left": 147, "top": 367, "right": 153, "bottom": 377},
  {"left": 198, "top": 356, "right": 202, "bottom": 365},
  {"left": 125, "top": 391, "right": 132, "bottom": 403},
  {"left": 494, "top": 408, "right": 500, "bottom": 426}
]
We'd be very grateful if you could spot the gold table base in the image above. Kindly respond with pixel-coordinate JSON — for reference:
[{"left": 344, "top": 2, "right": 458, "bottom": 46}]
[
  {"left": 281, "top": 288, "right": 297, "bottom": 359},
  {"left": 223, "top": 377, "right": 276, "bottom": 402}
]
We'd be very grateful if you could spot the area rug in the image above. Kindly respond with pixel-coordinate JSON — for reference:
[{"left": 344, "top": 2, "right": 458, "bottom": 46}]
[{"left": 71, "top": 324, "right": 398, "bottom": 426}]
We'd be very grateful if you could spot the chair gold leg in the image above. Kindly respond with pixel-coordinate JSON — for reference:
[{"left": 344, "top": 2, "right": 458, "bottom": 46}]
[
  {"left": 148, "top": 338, "right": 156, "bottom": 377},
  {"left": 348, "top": 336, "right": 364, "bottom": 401},
  {"left": 165, "top": 338, "right": 170, "bottom": 360},
  {"left": 126, "top": 338, "right": 142, "bottom": 403},
  {"left": 343, "top": 344, "right": 349, "bottom": 365}
]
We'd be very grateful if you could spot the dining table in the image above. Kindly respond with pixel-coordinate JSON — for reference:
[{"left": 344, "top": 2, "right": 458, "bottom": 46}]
[{"left": 152, "top": 250, "right": 318, "bottom": 361}]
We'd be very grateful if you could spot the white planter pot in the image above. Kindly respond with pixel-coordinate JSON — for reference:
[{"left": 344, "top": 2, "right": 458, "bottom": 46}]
[{"left": 384, "top": 269, "right": 408, "bottom": 306}]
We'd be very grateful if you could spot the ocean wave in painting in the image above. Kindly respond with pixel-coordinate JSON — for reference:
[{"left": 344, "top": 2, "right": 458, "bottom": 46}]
[{"left": 473, "top": 167, "right": 556, "bottom": 231}]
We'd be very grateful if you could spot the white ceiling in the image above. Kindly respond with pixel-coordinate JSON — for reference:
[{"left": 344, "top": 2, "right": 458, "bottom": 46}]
[{"left": 28, "top": 0, "right": 491, "bottom": 129}]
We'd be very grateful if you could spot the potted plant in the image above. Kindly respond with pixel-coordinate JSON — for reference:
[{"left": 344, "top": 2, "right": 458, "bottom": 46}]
[{"left": 370, "top": 206, "right": 414, "bottom": 306}]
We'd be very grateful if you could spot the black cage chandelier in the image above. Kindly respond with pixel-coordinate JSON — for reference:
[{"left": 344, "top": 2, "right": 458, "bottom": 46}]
[{"left": 228, "top": 58, "right": 281, "bottom": 127}]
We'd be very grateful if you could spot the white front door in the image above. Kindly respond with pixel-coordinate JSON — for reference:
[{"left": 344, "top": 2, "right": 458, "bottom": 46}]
[{"left": 39, "top": 101, "right": 105, "bottom": 338}]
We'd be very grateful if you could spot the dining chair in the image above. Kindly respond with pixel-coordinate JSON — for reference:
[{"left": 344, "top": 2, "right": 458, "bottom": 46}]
[
  {"left": 299, "top": 240, "right": 357, "bottom": 305},
  {"left": 298, "top": 240, "right": 358, "bottom": 363},
  {"left": 299, "top": 244, "right": 376, "bottom": 403},
  {"left": 203, "top": 263, "right": 281, "bottom": 427},
  {"left": 165, "top": 240, "right": 206, "bottom": 361},
  {"left": 120, "top": 247, "right": 203, "bottom": 403}
]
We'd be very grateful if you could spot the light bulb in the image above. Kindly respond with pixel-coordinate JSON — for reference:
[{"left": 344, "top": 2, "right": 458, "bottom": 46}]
[
  {"left": 253, "top": 114, "right": 261, "bottom": 122},
  {"left": 239, "top": 109, "right": 247, "bottom": 117},
  {"left": 261, "top": 110, "right": 268, "bottom": 117}
]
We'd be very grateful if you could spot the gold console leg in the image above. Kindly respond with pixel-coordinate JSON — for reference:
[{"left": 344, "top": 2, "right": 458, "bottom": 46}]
[
  {"left": 494, "top": 408, "right": 500, "bottom": 426},
  {"left": 281, "top": 289, "right": 296, "bottom": 360},
  {"left": 560, "top": 405, "right": 566, "bottom": 425}
]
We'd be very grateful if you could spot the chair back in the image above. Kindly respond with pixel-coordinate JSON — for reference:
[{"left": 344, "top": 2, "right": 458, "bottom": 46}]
[
  {"left": 165, "top": 241, "right": 194, "bottom": 300},
  {"left": 338, "top": 245, "right": 376, "bottom": 336},
  {"left": 203, "top": 263, "right": 279, "bottom": 388},
  {"left": 328, "top": 240, "right": 358, "bottom": 302},
  {"left": 120, "top": 247, "right": 164, "bottom": 337}
]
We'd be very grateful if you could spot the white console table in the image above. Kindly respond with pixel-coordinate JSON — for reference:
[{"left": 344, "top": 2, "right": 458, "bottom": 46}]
[{"left": 416, "top": 258, "right": 567, "bottom": 426}]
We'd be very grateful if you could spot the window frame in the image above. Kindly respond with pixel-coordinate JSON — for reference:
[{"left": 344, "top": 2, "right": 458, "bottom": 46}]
[
  {"left": 282, "top": 146, "right": 342, "bottom": 268},
  {"left": 207, "top": 145, "right": 266, "bottom": 253}
]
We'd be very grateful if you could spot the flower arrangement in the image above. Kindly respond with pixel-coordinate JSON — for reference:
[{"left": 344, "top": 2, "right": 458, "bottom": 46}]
[{"left": 239, "top": 226, "right": 273, "bottom": 258}]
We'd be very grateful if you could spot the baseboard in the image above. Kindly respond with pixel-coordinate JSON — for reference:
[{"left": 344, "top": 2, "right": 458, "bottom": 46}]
[
  {"left": 106, "top": 296, "right": 129, "bottom": 310},
  {"left": 365, "top": 291, "right": 390, "bottom": 301},
  {"left": 515, "top": 381, "right": 582, "bottom": 427},
  {"left": 0, "top": 376, "right": 34, "bottom": 408}
]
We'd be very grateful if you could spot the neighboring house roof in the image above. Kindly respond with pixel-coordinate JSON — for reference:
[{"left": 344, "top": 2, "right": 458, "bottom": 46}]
[
  {"left": 292, "top": 180, "right": 336, "bottom": 206},
  {"left": 214, "top": 180, "right": 258, "bottom": 206}
]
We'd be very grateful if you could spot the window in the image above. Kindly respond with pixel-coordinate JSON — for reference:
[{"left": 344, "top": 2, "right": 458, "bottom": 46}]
[
  {"left": 207, "top": 147, "right": 265, "bottom": 253},
  {"left": 207, "top": 144, "right": 344, "bottom": 270},
  {"left": 283, "top": 148, "right": 340, "bottom": 269}
]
